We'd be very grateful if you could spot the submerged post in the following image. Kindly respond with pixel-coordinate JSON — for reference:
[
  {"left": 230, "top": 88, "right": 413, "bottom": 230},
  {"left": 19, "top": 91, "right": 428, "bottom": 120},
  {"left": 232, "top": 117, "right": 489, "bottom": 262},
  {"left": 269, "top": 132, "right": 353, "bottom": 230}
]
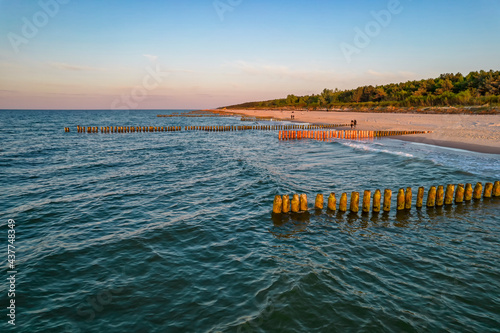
[
  {"left": 300, "top": 194, "right": 308, "bottom": 211},
  {"left": 383, "top": 189, "right": 392, "bottom": 212},
  {"left": 397, "top": 188, "right": 405, "bottom": 211},
  {"left": 273, "top": 195, "right": 282, "bottom": 214},
  {"left": 436, "top": 185, "right": 445, "bottom": 206},
  {"left": 362, "top": 190, "right": 371, "bottom": 213},
  {"left": 350, "top": 192, "right": 359, "bottom": 213},
  {"left": 315, "top": 194, "right": 324, "bottom": 210},
  {"left": 416, "top": 187, "right": 424, "bottom": 208},
  {"left": 291, "top": 194, "right": 300, "bottom": 213},
  {"left": 405, "top": 187, "right": 412, "bottom": 210},
  {"left": 493, "top": 181, "right": 500, "bottom": 197},
  {"left": 373, "top": 189, "right": 381, "bottom": 213},
  {"left": 464, "top": 183, "right": 473, "bottom": 201},
  {"left": 339, "top": 193, "right": 348, "bottom": 212},
  {"left": 445, "top": 184, "right": 455, "bottom": 205},
  {"left": 327, "top": 193, "right": 336, "bottom": 211},
  {"left": 455, "top": 184, "right": 465, "bottom": 203},
  {"left": 282, "top": 195, "right": 290, "bottom": 213},
  {"left": 483, "top": 182, "right": 493, "bottom": 198},
  {"left": 473, "top": 182, "right": 483, "bottom": 200},
  {"left": 426, "top": 186, "right": 437, "bottom": 207}
]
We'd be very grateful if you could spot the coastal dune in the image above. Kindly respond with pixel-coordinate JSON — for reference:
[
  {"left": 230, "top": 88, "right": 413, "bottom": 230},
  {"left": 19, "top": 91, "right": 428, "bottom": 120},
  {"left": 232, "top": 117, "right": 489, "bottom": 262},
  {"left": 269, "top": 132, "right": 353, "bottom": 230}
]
[{"left": 230, "top": 110, "right": 500, "bottom": 154}]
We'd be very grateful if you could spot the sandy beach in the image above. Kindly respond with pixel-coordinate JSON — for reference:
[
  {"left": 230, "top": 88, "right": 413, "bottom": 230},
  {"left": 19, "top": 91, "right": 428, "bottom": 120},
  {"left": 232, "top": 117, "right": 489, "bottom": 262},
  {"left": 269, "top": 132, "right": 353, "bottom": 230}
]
[{"left": 229, "top": 109, "right": 500, "bottom": 154}]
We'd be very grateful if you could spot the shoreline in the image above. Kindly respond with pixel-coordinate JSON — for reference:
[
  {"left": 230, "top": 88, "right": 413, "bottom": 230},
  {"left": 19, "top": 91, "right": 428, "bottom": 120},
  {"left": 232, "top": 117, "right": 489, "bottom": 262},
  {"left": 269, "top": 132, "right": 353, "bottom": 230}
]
[
  {"left": 222, "top": 106, "right": 500, "bottom": 115},
  {"left": 392, "top": 136, "right": 500, "bottom": 155},
  {"left": 226, "top": 109, "right": 500, "bottom": 155}
]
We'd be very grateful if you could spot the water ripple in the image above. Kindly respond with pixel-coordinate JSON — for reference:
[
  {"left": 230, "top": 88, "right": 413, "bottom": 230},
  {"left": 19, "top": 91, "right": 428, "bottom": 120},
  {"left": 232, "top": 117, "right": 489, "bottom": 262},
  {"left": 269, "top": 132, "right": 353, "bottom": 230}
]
[{"left": 1, "top": 110, "right": 499, "bottom": 332}]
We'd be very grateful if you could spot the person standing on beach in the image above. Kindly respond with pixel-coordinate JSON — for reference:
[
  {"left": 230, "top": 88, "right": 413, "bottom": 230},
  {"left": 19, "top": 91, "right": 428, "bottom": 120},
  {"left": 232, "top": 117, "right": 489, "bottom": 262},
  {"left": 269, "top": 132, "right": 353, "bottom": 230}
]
[
  {"left": 350, "top": 120, "right": 354, "bottom": 129},
  {"left": 354, "top": 120, "right": 357, "bottom": 128}
]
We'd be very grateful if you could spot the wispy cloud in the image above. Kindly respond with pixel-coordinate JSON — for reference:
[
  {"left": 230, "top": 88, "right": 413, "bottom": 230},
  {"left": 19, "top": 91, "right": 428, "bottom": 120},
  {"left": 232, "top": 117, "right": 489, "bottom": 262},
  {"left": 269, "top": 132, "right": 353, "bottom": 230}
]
[
  {"left": 227, "top": 61, "right": 340, "bottom": 83},
  {"left": 49, "top": 62, "right": 107, "bottom": 71},
  {"left": 165, "top": 68, "right": 194, "bottom": 74},
  {"left": 0, "top": 89, "right": 20, "bottom": 94},
  {"left": 143, "top": 54, "right": 158, "bottom": 62},
  {"left": 0, "top": 61, "right": 24, "bottom": 70}
]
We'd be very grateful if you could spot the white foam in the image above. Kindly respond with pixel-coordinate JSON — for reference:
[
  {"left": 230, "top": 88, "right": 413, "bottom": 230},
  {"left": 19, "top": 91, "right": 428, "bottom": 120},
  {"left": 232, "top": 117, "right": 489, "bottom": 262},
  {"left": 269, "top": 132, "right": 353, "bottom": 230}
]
[
  {"left": 335, "top": 139, "right": 499, "bottom": 178},
  {"left": 340, "top": 141, "right": 415, "bottom": 158}
]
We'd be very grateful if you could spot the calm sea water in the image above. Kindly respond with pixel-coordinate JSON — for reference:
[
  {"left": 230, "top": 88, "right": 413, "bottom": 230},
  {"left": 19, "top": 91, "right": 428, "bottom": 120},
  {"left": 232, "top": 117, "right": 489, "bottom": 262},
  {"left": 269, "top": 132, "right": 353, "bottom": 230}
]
[{"left": 1, "top": 109, "right": 499, "bottom": 332}]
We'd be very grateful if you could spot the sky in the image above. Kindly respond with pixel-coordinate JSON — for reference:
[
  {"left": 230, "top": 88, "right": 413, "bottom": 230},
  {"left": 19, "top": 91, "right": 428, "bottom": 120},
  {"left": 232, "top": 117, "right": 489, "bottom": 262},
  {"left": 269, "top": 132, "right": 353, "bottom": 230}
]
[{"left": 0, "top": 0, "right": 499, "bottom": 110}]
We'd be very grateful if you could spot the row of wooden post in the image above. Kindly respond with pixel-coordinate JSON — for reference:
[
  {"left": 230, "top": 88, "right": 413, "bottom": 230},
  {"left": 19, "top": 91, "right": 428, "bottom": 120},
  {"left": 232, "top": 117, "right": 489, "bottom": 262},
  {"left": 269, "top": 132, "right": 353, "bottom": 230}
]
[
  {"left": 70, "top": 124, "right": 352, "bottom": 133},
  {"left": 240, "top": 117, "right": 273, "bottom": 122},
  {"left": 272, "top": 181, "right": 500, "bottom": 214},
  {"left": 157, "top": 114, "right": 233, "bottom": 118},
  {"left": 278, "top": 130, "right": 431, "bottom": 141},
  {"left": 184, "top": 124, "right": 348, "bottom": 132},
  {"left": 64, "top": 127, "right": 70, "bottom": 132},
  {"left": 76, "top": 126, "right": 182, "bottom": 133}
]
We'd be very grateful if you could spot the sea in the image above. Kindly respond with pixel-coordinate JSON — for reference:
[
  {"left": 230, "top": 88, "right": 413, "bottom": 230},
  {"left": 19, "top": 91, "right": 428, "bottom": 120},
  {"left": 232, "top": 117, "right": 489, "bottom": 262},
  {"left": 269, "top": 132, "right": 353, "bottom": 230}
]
[{"left": 1, "top": 109, "right": 499, "bottom": 332}]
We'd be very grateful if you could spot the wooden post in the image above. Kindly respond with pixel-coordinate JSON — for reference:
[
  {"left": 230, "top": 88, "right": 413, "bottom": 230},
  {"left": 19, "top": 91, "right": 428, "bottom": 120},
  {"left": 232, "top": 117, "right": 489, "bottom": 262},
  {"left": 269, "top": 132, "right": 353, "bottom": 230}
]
[
  {"left": 327, "top": 193, "right": 336, "bottom": 211},
  {"left": 300, "top": 194, "right": 308, "bottom": 211},
  {"left": 416, "top": 187, "right": 424, "bottom": 208},
  {"left": 339, "top": 193, "right": 348, "bottom": 212},
  {"left": 373, "top": 189, "right": 381, "bottom": 213},
  {"left": 473, "top": 182, "right": 483, "bottom": 200},
  {"left": 291, "top": 194, "right": 300, "bottom": 213},
  {"left": 397, "top": 189, "right": 405, "bottom": 210},
  {"left": 282, "top": 195, "right": 290, "bottom": 213},
  {"left": 362, "top": 190, "right": 371, "bottom": 213},
  {"left": 350, "top": 192, "right": 359, "bottom": 213},
  {"left": 464, "top": 183, "right": 473, "bottom": 201},
  {"left": 445, "top": 184, "right": 455, "bottom": 205},
  {"left": 493, "top": 181, "right": 500, "bottom": 197},
  {"left": 383, "top": 189, "right": 392, "bottom": 212},
  {"left": 483, "top": 182, "right": 493, "bottom": 198},
  {"left": 436, "top": 185, "right": 445, "bottom": 206},
  {"left": 426, "top": 186, "right": 437, "bottom": 207},
  {"left": 273, "top": 195, "right": 282, "bottom": 214},
  {"left": 455, "top": 184, "right": 465, "bottom": 203},
  {"left": 405, "top": 187, "right": 412, "bottom": 210},
  {"left": 315, "top": 194, "right": 324, "bottom": 210}
]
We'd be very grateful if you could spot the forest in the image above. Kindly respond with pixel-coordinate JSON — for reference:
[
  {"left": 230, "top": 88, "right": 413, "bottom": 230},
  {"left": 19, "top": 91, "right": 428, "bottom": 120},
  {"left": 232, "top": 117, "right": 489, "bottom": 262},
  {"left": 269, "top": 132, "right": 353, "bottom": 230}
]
[{"left": 223, "top": 70, "right": 500, "bottom": 110}]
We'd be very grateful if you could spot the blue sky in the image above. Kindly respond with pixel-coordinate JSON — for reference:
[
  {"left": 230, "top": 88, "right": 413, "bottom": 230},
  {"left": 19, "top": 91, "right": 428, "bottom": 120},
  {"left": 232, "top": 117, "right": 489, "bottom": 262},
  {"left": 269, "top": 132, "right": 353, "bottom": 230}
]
[{"left": 0, "top": 0, "right": 499, "bottom": 109}]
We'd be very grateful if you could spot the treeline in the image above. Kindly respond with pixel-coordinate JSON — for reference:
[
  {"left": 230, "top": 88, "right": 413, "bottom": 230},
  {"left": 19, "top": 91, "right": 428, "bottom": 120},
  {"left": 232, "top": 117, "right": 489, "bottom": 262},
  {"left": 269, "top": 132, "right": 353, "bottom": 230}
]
[{"left": 224, "top": 70, "right": 500, "bottom": 109}]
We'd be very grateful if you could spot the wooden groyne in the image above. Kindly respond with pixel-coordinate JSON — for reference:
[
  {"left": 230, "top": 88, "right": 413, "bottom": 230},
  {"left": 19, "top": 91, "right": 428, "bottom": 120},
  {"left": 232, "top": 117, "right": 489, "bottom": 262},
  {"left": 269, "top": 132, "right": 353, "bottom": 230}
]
[
  {"left": 69, "top": 124, "right": 351, "bottom": 133},
  {"left": 157, "top": 110, "right": 234, "bottom": 117},
  {"left": 240, "top": 116, "right": 274, "bottom": 121},
  {"left": 184, "top": 124, "right": 349, "bottom": 131},
  {"left": 157, "top": 114, "right": 235, "bottom": 118},
  {"left": 76, "top": 126, "right": 182, "bottom": 133},
  {"left": 278, "top": 130, "right": 431, "bottom": 140},
  {"left": 272, "top": 181, "right": 500, "bottom": 215}
]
